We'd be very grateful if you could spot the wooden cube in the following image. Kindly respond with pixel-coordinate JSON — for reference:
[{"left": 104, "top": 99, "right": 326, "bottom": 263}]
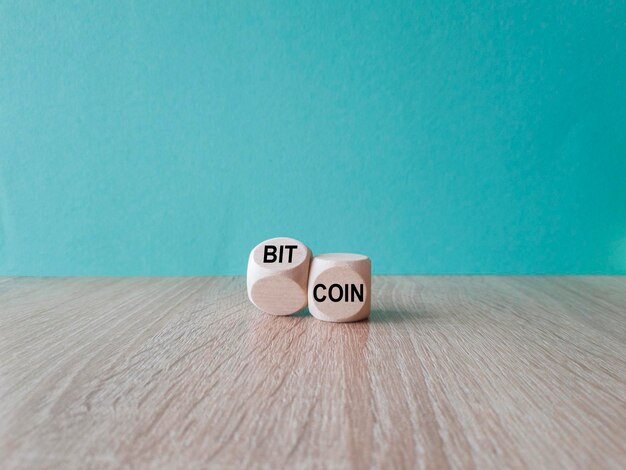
[
  {"left": 247, "top": 237, "right": 312, "bottom": 315},
  {"left": 307, "top": 253, "right": 371, "bottom": 322}
]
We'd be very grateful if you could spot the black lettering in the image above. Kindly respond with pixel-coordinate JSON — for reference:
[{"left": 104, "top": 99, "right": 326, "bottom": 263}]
[
  {"left": 351, "top": 284, "right": 364, "bottom": 302},
  {"left": 313, "top": 284, "right": 327, "bottom": 302},
  {"left": 263, "top": 245, "right": 277, "bottom": 263},
  {"left": 284, "top": 245, "right": 297, "bottom": 263},
  {"left": 328, "top": 284, "right": 343, "bottom": 302}
]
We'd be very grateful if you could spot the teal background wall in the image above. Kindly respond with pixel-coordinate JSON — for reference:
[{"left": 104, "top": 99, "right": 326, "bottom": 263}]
[{"left": 1, "top": 1, "right": 625, "bottom": 275}]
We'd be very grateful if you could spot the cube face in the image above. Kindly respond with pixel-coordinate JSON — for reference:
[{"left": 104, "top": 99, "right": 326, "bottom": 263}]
[
  {"left": 247, "top": 237, "right": 311, "bottom": 316},
  {"left": 308, "top": 254, "right": 371, "bottom": 323},
  {"left": 249, "top": 276, "right": 307, "bottom": 316},
  {"left": 251, "top": 237, "right": 309, "bottom": 271}
]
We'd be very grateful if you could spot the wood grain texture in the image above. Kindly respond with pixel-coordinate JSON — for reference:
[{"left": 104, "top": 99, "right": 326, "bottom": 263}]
[{"left": 1, "top": 276, "right": 625, "bottom": 469}]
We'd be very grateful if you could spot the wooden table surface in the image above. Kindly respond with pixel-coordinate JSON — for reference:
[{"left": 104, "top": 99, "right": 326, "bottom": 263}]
[{"left": 1, "top": 276, "right": 625, "bottom": 469}]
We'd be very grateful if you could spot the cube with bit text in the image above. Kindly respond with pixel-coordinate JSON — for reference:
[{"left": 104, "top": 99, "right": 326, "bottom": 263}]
[
  {"left": 247, "top": 237, "right": 312, "bottom": 315},
  {"left": 308, "top": 253, "right": 371, "bottom": 322}
]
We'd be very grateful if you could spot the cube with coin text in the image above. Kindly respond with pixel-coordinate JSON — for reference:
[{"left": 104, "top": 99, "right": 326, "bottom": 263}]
[
  {"left": 247, "top": 237, "right": 312, "bottom": 315},
  {"left": 307, "top": 253, "right": 371, "bottom": 322}
]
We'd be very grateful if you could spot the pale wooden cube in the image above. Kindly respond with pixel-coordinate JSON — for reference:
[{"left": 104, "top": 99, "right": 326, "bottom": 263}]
[
  {"left": 307, "top": 253, "right": 371, "bottom": 322},
  {"left": 247, "top": 237, "right": 312, "bottom": 315}
]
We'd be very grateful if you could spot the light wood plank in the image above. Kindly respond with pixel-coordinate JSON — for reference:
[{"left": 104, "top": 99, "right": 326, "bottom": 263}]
[{"left": 1, "top": 277, "right": 625, "bottom": 469}]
